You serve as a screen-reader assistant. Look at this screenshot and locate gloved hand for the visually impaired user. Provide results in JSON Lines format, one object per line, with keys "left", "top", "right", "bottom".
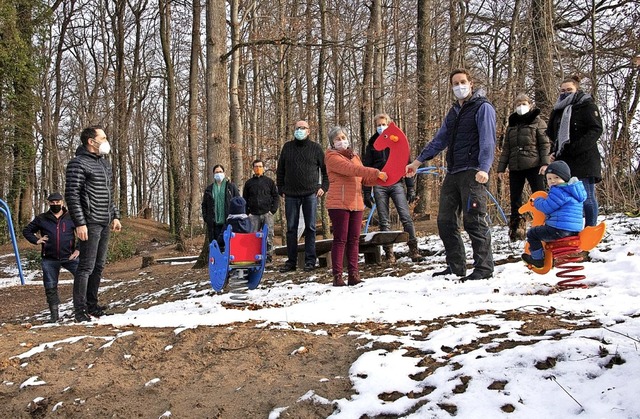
{"left": 363, "top": 188, "right": 373, "bottom": 208}
{"left": 406, "top": 188, "right": 416, "bottom": 204}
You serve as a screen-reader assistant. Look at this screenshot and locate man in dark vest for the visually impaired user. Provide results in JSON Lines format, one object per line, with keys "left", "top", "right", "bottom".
{"left": 406, "top": 68, "right": 496, "bottom": 281}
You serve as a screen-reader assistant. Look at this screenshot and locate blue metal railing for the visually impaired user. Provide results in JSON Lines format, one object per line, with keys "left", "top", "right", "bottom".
{"left": 0, "top": 199, "right": 26, "bottom": 285}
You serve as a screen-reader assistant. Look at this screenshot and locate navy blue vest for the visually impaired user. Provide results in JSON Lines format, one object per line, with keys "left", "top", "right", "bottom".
{"left": 444, "top": 96, "right": 489, "bottom": 172}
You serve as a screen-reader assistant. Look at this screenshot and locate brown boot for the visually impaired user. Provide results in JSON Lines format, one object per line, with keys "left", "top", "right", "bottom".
{"left": 383, "top": 245, "right": 396, "bottom": 263}
{"left": 408, "top": 240, "right": 421, "bottom": 262}
{"left": 333, "top": 274, "right": 346, "bottom": 287}
{"left": 348, "top": 272, "right": 363, "bottom": 286}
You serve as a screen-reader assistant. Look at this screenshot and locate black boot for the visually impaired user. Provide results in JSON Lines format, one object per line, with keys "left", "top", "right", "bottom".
{"left": 45, "top": 287, "right": 60, "bottom": 323}
{"left": 49, "top": 305, "right": 59, "bottom": 323}
{"left": 509, "top": 216, "right": 525, "bottom": 242}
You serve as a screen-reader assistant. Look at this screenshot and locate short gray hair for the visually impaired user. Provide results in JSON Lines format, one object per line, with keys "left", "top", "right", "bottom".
{"left": 328, "top": 126, "right": 347, "bottom": 143}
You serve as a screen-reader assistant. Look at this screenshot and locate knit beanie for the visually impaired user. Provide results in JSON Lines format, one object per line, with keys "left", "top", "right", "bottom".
{"left": 229, "top": 196, "right": 247, "bottom": 215}
{"left": 545, "top": 160, "right": 571, "bottom": 182}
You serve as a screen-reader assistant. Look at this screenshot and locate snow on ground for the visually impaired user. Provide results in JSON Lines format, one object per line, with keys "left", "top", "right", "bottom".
{"left": 3, "top": 213, "right": 640, "bottom": 418}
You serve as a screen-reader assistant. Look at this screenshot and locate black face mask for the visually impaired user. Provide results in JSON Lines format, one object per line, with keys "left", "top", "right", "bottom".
{"left": 49, "top": 204, "right": 62, "bottom": 213}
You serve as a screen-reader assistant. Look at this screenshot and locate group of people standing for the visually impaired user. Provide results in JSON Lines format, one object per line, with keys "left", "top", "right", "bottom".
{"left": 24, "top": 126, "right": 121, "bottom": 323}
{"left": 202, "top": 69, "right": 603, "bottom": 287}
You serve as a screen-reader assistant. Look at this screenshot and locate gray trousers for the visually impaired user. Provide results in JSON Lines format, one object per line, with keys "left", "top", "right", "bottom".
{"left": 249, "top": 213, "right": 274, "bottom": 255}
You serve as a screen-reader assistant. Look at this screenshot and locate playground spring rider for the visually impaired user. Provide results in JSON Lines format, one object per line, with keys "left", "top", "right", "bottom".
{"left": 209, "top": 224, "right": 267, "bottom": 302}
{"left": 519, "top": 191, "right": 606, "bottom": 289}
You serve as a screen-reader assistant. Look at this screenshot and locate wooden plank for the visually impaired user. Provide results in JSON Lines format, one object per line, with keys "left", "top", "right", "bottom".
{"left": 156, "top": 255, "right": 199, "bottom": 263}
{"left": 273, "top": 231, "right": 408, "bottom": 256}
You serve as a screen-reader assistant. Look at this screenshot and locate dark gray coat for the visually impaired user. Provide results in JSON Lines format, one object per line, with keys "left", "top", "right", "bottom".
{"left": 498, "top": 108, "right": 551, "bottom": 173}
{"left": 65, "top": 145, "right": 120, "bottom": 226}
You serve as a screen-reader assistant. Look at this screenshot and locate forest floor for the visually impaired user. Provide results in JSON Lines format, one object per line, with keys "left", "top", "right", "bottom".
{"left": 0, "top": 217, "right": 568, "bottom": 418}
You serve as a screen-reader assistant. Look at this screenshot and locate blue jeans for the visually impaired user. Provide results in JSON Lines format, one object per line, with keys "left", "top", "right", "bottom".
{"left": 527, "top": 225, "right": 579, "bottom": 252}
{"left": 580, "top": 177, "right": 598, "bottom": 227}
{"left": 73, "top": 224, "right": 110, "bottom": 312}
{"left": 42, "top": 257, "right": 79, "bottom": 305}
{"left": 284, "top": 194, "right": 317, "bottom": 266}
{"left": 42, "top": 258, "right": 79, "bottom": 289}
{"left": 373, "top": 182, "right": 416, "bottom": 243}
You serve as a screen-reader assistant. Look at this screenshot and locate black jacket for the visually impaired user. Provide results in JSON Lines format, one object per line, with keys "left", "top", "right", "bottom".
{"left": 547, "top": 92, "right": 603, "bottom": 182}
{"left": 23, "top": 209, "right": 76, "bottom": 260}
{"left": 65, "top": 145, "right": 120, "bottom": 226}
{"left": 242, "top": 175, "right": 279, "bottom": 215}
{"left": 498, "top": 108, "right": 551, "bottom": 172}
{"left": 202, "top": 180, "right": 240, "bottom": 230}
{"left": 363, "top": 133, "right": 415, "bottom": 190}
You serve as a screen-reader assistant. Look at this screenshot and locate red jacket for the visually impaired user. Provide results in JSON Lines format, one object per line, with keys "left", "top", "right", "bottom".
{"left": 325, "top": 149, "right": 380, "bottom": 211}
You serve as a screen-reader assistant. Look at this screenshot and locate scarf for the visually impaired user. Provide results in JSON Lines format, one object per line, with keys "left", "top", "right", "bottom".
{"left": 212, "top": 179, "right": 227, "bottom": 225}
{"left": 553, "top": 91, "right": 591, "bottom": 155}
{"left": 336, "top": 148, "right": 355, "bottom": 160}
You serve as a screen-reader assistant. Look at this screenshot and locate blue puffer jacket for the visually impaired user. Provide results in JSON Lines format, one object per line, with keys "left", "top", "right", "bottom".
{"left": 533, "top": 178, "right": 587, "bottom": 232}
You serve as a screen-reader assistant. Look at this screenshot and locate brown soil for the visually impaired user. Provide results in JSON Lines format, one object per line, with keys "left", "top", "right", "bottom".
{"left": 0, "top": 217, "right": 592, "bottom": 418}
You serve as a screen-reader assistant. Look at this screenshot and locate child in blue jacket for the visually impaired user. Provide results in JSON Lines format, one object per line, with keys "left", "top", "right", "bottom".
{"left": 522, "top": 160, "right": 587, "bottom": 268}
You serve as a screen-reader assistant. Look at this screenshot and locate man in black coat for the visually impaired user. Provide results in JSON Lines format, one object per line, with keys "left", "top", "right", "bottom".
{"left": 243, "top": 159, "right": 279, "bottom": 262}
{"left": 65, "top": 125, "right": 121, "bottom": 322}
{"left": 276, "top": 120, "right": 329, "bottom": 272}
{"left": 23, "top": 192, "right": 79, "bottom": 322}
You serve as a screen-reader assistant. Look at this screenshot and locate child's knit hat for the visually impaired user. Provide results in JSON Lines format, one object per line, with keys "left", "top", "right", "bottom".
{"left": 229, "top": 196, "right": 247, "bottom": 215}
{"left": 545, "top": 160, "right": 571, "bottom": 182}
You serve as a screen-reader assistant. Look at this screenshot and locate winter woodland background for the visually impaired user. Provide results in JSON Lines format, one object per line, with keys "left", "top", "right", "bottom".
{"left": 0, "top": 0, "right": 639, "bottom": 248}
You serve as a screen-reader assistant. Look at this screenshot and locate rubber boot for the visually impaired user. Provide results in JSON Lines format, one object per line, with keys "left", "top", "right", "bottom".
{"left": 333, "top": 273, "right": 346, "bottom": 287}
{"left": 45, "top": 287, "right": 60, "bottom": 322}
{"left": 348, "top": 272, "right": 363, "bottom": 286}
{"left": 408, "top": 240, "right": 421, "bottom": 262}
{"left": 49, "top": 304, "right": 59, "bottom": 323}
{"left": 383, "top": 245, "right": 396, "bottom": 263}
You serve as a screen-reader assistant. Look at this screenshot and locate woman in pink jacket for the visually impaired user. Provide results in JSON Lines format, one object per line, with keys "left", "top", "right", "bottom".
{"left": 325, "top": 126, "right": 387, "bottom": 286}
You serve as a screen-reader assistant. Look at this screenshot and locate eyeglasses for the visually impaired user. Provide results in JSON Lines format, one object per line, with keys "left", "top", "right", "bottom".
{"left": 295, "top": 127, "right": 309, "bottom": 130}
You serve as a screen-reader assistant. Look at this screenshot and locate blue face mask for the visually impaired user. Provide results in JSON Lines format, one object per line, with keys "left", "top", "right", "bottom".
{"left": 294, "top": 128, "right": 308, "bottom": 140}
{"left": 214, "top": 173, "right": 225, "bottom": 182}
{"left": 376, "top": 125, "right": 387, "bottom": 135}
{"left": 559, "top": 92, "right": 572, "bottom": 101}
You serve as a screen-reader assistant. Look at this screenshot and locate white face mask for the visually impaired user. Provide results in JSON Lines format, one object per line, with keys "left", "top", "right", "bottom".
{"left": 214, "top": 173, "right": 225, "bottom": 182}
{"left": 516, "top": 104, "right": 530, "bottom": 115}
{"left": 333, "top": 139, "right": 349, "bottom": 151}
{"left": 452, "top": 84, "right": 471, "bottom": 100}
{"left": 97, "top": 141, "right": 111, "bottom": 155}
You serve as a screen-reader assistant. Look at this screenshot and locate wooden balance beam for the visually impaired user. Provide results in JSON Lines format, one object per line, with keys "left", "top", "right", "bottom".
{"left": 273, "top": 230, "right": 409, "bottom": 269}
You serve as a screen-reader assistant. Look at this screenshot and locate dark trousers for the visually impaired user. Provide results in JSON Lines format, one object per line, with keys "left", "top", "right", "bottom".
{"left": 284, "top": 194, "right": 318, "bottom": 266}
{"left": 437, "top": 170, "right": 494, "bottom": 276}
{"left": 508, "top": 167, "right": 545, "bottom": 218}
{"left": 73, "top": 224, "right": 110, "bottom": 313}
{"left": 526, "top": 225, "right": 579, "bottom": 252}
{"left": 328, "top": 209, "right": 363, "bottom": 277}
{"left": 42, "top": 257, "right": 79, "bottom": 305}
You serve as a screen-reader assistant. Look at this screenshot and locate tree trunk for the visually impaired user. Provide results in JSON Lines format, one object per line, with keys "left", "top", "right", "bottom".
{"left": 229, "top": 0, "right": 244, "bottom": 186}
{"left": 195, "top": 0, "right": 231, "bottom": 269}
{"left": 188, "top": 0, "right": 202, "bottom": 232}
{"left": 159, "top": 0, "right": 185, "bottom": 250}
{"left": 531, "top": 0, "right": 556, "bottom": 115}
